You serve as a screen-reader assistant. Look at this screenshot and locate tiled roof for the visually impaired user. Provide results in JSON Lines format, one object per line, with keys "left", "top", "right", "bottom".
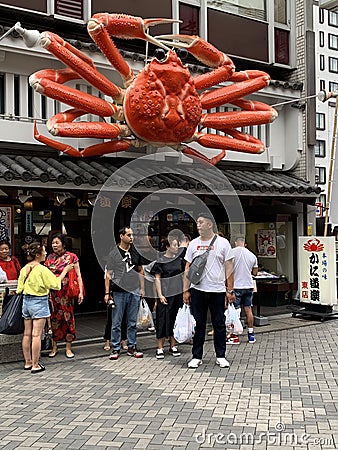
{"left": 0, "top": 154, "right": 321, "bottom": 197}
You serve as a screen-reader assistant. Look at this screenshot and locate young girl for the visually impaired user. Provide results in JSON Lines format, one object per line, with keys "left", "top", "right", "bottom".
{"left": 18, "top": 242, "right": 73, "bottom": 373}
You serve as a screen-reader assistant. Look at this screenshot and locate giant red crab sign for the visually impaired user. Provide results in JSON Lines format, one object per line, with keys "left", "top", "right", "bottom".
{"left": 16, "top": 13, "right": 277, "bottom": 164}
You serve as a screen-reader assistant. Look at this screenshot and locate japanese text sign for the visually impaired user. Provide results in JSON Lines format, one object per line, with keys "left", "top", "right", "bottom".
{"left": 298, "top": 237, "right": 337, "bottom": 306}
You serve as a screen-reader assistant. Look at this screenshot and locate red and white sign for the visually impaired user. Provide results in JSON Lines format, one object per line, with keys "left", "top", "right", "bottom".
{"left": 315, "top": 202, "right": 323, "bottom": 217}
{"left": 298, "top": 236, "right": 337, "bottom": 306}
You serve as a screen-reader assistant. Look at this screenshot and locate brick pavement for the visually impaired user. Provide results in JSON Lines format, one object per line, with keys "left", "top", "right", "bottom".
{"left": 1, "top": 320, "right": 338, "bottom": 449}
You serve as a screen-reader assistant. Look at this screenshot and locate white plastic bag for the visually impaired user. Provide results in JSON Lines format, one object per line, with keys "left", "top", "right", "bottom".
{"left": 136, "top": 298, "right": 155, "bottom": 331}
{"left": 225, "top": 304, "right": 243, "bottom": 335}
{"left": 173, "top": 304, "right": 196, "bottom": 343}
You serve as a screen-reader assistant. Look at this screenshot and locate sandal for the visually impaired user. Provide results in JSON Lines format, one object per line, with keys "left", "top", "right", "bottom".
{"left": 48, "top": 350, "right": 58, "bottom": 358}
{"left": 24, "top": 365, "right": 32, "bottom": 370}
{"left": 103, "top": 344, "right": 111, "bottom": 351}
{"left": 31, "top": 362, "right": 45, "bottom": 374}
{"left": 66, "top": 351, "right": 75, "bottom": 359}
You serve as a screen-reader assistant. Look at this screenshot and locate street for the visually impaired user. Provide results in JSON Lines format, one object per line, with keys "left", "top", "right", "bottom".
{"left": 0, "top": 319, "right": 337, "bottom": 449}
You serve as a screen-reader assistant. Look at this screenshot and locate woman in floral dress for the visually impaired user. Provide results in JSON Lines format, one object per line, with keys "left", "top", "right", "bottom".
{"left": 45, "top": 233, "right": 84, "bottom": 358}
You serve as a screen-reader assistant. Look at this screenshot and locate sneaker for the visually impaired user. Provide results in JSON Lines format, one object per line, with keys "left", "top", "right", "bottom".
{"left": 156, "top": 348, "right": 164, "bottom": 359}
{"left": 226, "top": 334, "right": 240, "bottom": 345}
{"left": 216, "top": 357, "right": 230, "bottom": 368}
{"left": 109, "top": 350, "right": 120, "bottom": 360}
{"left": 187, "top": 358, "right": 202, "bottom": 368}
{"left": 148, "top": 326, "right": 155, "bottom": 332}
{"left": 169, "top": 346, "right": 181, "bottom": 357}
{"left": 248, "top": 333, "right": 256, "bottom": 343}
{"left": 127, "top": 346, "right": 144, "bottom": 358}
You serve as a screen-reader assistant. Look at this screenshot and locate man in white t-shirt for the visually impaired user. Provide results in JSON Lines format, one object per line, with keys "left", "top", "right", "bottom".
{"left": 229, "top": 236, "right": 258, "bottom": 345}
{"left": 183, "top": 212, "right": 235, "bottom": 369}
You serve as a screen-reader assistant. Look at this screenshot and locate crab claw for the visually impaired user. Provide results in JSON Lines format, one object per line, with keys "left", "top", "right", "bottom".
{"left": 156, "top": 34, "right": 229, "bottom": 68}
{"left": 89, "top": 14, "right": 181, "bottom": 51}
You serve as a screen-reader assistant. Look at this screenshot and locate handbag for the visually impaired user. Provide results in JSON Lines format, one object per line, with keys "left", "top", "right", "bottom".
{"left": 41, "top": 324, "right": 53, "bottom": 350}
{"left": 0, "top": 265, "right": 34, "bottom": 335}
{"left": 66, "top": 269, "right": 80, "bottom": 298}
{"left": 0, "top": 292, "right": 24, "bottom": 334}
{"left": 187, "top": 235, "right": 217, "bottom": 285}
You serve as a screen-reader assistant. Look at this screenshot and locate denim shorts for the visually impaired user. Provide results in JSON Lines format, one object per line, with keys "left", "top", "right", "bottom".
{"left": 22, "top": 295, "right": 50, "bottom": 319}
{"left": 233, "top": 289, "right": 254, "bottom": 308}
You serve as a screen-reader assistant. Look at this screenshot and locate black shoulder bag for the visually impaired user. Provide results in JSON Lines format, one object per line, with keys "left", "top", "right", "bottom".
{"left": 187, "top": 235, "right": 217, "bottom": 285}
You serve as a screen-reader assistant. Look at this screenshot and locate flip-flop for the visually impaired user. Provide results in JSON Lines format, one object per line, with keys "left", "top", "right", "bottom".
{"left": 103, "top": 345, "right": 111, "bottom": 351}
{"left": 24, "top": 366, "right": 32, "bottom": 370}
{"left": 66, "top": 352, "right": 75, "bottom": 358}
{"left": 31, "top": 363, "right": 45, "bottom": 374}
{"left": 48, "top": 350, "right": 58, "bottom": 358}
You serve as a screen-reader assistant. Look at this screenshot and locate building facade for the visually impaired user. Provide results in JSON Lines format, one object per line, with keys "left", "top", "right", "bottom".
{"left": 0, "top": 0, "right": 319, "bottom": 311}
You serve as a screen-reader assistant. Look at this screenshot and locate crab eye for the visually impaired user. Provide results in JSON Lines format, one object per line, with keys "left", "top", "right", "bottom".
{"left": 177, "top": 48, "right": 188, "bottom": 60}
{"left": 154, "top": 48, "right": 166, "bottom": 61}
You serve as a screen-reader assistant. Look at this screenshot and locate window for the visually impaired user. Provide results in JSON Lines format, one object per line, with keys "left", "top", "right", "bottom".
{"left": 319, "top": 7, "right": 325, "bottom": 24}
{"left": 315, "top": 140, "right": 326, "bottom": 158}
{"left": 329, "top": 57, "right": 338, "bottom": 73}
{"left": 319, "top": 31, "right": 325, "bottom": 47}
{"left": 320, "top": 79, "right": 325, "bottom": 91}
{"left": 329, "top": 11, "right": 338, "bottom": 27}
{"left": 316, "top": 113, "right": 325, "bottom": 130}
{"left": 329, "top": 81, "right": 338, "bottom": 92}
{"left": 315, "top": 167, "right": 326, "bottom": 185}
{"left": 207, "top": 0, "right": 266, "bottom": 21}
{"left": 319, "top": 194, "right": 326, "bottom": 210}
{"left": 275, "top": 28, "right": 289, "bottom": 65}
{"left": 320, "top": 55, "right": 325, "bottom": 71}
{"left": 179, "top": 3, "right": 200, "bottom": 36}
{"left": 328, "top": 34, "right": 338, "bottom": 50}
{"left": 14, "top": 75, "right": 20, "bottom": 117}
{"left": 55, "top": 0, "right": 83, "bottom": 20}
{"left": 274, "top": 0, "right": 286, "bottom": 24}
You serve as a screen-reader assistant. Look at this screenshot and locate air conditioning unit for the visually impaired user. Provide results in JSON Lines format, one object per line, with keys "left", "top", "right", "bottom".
{"left": 319, "top": 0, "right": 338, "bottom": 11}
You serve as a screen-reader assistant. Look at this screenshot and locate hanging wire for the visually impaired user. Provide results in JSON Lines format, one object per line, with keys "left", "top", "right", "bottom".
{"left": 271, "top": 94, "right": 318, "bottom": 108}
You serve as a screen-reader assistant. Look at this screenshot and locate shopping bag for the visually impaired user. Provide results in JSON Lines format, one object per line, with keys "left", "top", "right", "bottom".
{"left": 136, "top": 298, "right": 155, "bottom": 331}
{"left": 225, "top": 304, "right": 243, "bottom": 335}
{"left": 66, "top": 269, "right": 80, "bottom": 298}
{"left": 173, "top": 304, "right": 196, "bottom": 343}
{"left": 0, "top": 292, "right": 24, "bottom": 335}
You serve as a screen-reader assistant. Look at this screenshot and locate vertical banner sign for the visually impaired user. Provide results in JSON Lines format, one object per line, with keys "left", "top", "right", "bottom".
{"left": 0, "top": 206, "right": 13, "bottom": 243}
{"left": 299, "top": 237, "right": 337, "bottom": 306}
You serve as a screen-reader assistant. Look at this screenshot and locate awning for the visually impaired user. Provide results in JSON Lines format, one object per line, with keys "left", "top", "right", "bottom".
{"left": 0, "top": 154, "right": 321, "bottom": 198}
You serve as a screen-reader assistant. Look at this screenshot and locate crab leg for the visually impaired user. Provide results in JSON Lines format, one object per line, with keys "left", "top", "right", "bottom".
{"left": 200, "top": 72, "right": 272, "bottom": 110}
{"left": 157, "top": 34, "right": 235, "bottom": 89}
{"left": 33, "top": 121, "right": 131, "bottom": 157}
{"left": 180, "top": 145, "right": 226, "bottom": 166}
{"left": 30, "top": 72, "right": 121, "bottom": 118}
{"left": 46, "top": 109, "right": 130, "bottom": 139}
{"left": 194, "top": 131, "right": 265, "bottom": 154}
{"left": 17, "top": 28, "right": 124, "bottom": 103}
{"left": 88, "top": 14, "right": 179, "bottom": 86}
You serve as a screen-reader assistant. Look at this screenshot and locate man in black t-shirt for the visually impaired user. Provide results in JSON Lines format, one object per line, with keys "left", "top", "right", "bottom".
{"left": 104, "top": 226, "right": 145, "bottom": 360}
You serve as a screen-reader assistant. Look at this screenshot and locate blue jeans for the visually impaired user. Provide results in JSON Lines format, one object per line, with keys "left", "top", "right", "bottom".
{"left": 190, "top": 289, "right": 226, "bottom": 359}
{"left": 234, "top": 289, "right": 254, "bottom": 308}
{"left": 111, "top": 290, "right": 140, "bottom": 350}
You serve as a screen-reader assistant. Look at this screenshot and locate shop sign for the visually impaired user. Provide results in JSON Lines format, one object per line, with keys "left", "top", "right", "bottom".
{"left": 25, "top": 210, "right": 33, "bottom": 233}
{"left": 298, "top": 236, "right": 337, "bottom": 306}
{"left": 0, "top": 206, "right": 13, "bottom": 242}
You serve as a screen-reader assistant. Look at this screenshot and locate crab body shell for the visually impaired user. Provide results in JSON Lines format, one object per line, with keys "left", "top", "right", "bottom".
{"left": 124, "top": 51, "right": 202, "bottom": 145}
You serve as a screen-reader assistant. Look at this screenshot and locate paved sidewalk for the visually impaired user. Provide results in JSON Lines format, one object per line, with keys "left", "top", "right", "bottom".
{"left": 1, "top": 318, "right": 338, "bottom": 449}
